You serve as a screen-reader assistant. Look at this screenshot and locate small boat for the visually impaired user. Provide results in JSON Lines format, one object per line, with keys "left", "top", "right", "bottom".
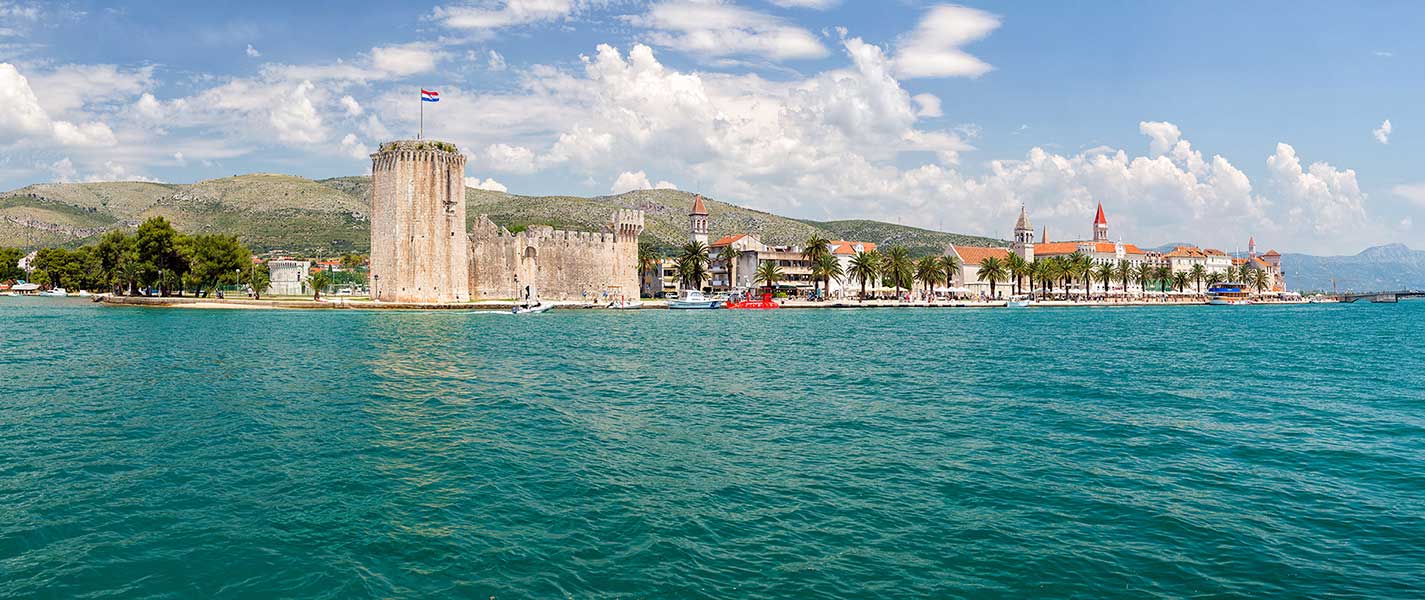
{"left": 1207, "top": 283, "right": 1251, "bottom": 305}
{"left": 726, "top": 293, "right": 780, "bottom": 310}
{"left": 606, "top": 296, "right": 643, "bottom": 310}
{"left": 511, "top": 302, "right": 554, "bottom": 315}
{"left": 39, "top": 287, "right": 69, "bottom": 297}
{"left": 76, "top": 290, "right": 92, "bottom": 297}
{"left": 1006, "top": 297, "right": 1033, "bottom": 308}
{"left": 667, "top": 289, "right": 722, "bottom": 309}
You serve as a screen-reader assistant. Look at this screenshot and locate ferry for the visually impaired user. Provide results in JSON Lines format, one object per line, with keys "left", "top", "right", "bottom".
{"left": 1207, "top": 283, "right": 1251, "bottom": 305}
{"left": 667, "top": 289, "right": 722, "bottom": 309}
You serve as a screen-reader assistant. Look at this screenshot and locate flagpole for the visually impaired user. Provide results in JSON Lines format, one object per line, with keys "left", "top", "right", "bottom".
{"left": 419, "top": 88, "right": 423, "bottom": 140}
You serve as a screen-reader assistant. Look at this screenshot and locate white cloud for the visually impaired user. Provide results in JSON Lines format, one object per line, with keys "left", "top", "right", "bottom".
{"left": 340, "top": 95, "right": 364, "bottom": 117}
{"left": 1139, "top": 120, "right": 1182, "bottom": 156}
{"left": 0, "top": 63, "right": 118, "bottom": 146}
{"left": 466, "top": 176, "right": 508, "bottom": 192}
{"left": 1373, "top": 119, "right": 1391, "bottom": 144}
{"left": 1391, "top": 183, "right": 1425, "bottom": 207}
{"left": 487, "top": 49, "right": 507, "bottom": 71}
{"left": 611, "top": 170, "right": 654, "bottom": 193}
{"left": 912, "top": 93, "right": 942, "bottom": 118}
{"left": 655, "top": 180, "right": 678, "bottom": 189}
{"left": 627, "top": 1, "right": 828, "bottom": 61}
{"left": 1266, "top": 142, "right": 1368, "bottom": 240}
{"left": 371, "top": 42, "right": 442, "bottom": 77}
{"left": 481, "top": 143, "right": 537, "bottom": 173}
{"left": 246, "top": 44, "right": 261, "bottom": 58}
{"left": 49, "top": 157, "right": 77, "bottom": 182}
{"left": 269, "top": 80, "right": 325, "bottom": 144}
{"left": 51, "top": 120, "right": 117, "bottom": 146}
{"left": 340, "top": 134, "right": 369, "bottom": 160}
{"left": 768, "top": 0, "right": 837, "bottom": 8}
{"left": 434, "top": 0, "right": 578, "bottom": 30}
{"left": 173, "top": 151, "right": 186, "bottom": 166}
{"left": 893, "top": 4, "right": 1000, "bottom": 79}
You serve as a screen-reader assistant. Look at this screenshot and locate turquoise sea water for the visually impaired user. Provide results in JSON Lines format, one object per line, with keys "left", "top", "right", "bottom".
{"left": 2, "top": 298, "right": 1423, "bottom": 598}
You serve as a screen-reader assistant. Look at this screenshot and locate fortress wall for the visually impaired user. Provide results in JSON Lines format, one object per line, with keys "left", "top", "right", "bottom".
{"left": 467, "top": 213, "right": 643, "bottom": 301}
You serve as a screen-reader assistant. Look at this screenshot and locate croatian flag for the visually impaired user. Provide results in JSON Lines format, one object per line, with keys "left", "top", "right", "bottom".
{"left": 421, "top": 89, "right": 439, "bottom": 102}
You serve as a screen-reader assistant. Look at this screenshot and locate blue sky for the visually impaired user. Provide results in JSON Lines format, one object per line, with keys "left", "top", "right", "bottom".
{"left": 2, "top": 0, "right": 1422, "bottom": 254}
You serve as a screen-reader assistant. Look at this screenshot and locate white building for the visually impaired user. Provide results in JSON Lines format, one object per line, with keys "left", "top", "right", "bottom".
{"left": 267, "top": 259, "right": 311, "bottom": 296}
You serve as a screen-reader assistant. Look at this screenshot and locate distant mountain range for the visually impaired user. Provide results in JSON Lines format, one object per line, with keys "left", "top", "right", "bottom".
{"left": 0, "top": 174, "right": 1003, "bottom": 257}
{"left": 1281, "top": 244, "right": 1425, "bottom": 293}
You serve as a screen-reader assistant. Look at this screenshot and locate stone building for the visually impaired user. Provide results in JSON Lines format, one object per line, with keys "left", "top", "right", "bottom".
{"left": 267, "top": 259, "right": 311, "bottom": 296}
{"left": 368, "top": 139, "right": 644, "bottom": 303}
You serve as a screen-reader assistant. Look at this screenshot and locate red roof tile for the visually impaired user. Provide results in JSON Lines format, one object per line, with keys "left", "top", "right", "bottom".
{"left": 690, "top": 194, "right": 708, "bottom": 216}
{"left": 952, "top": 245, "right": 1010, "bottom": 265}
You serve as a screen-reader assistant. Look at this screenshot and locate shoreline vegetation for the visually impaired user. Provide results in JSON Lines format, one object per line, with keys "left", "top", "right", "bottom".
{"left": 94, "top": 294, "right": 1313, "bottom": 311}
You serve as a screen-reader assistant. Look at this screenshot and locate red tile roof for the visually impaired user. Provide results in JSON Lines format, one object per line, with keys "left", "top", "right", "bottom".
{"left": 1094, "top": 202, "right": 1107, "bottom": 225}
{"left": 952, "top": 245, "right": 1010, "bottom": 265}
{"left": 1263, "top": 249, "right": 1280, "bottom": 257}
{"left": 690, "top": 194, "right": 708, "bottom": 216}
{"left": 1033, "top": 241, "right": 1145, "bottom": 256}
{"left": 710, "top": 234, "right": 746, "bottom": 247}
{"left": 830, "top": 240, "right": 876, "bottom": 255}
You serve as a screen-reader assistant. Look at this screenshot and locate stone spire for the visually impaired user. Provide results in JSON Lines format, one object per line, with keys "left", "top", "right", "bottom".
{"left": 1012, "top": 205, "right": 1035, "bottom": 262}
{"left": 1092, "top": 202, "right": 1109, "bottom": 242}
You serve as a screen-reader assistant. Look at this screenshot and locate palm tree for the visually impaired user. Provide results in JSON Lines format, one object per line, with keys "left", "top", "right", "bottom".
{"left": 940, "top": 254, "right": 960, "bottom": 293}
{"left": 813, "top": 253, "right": 844, "bottom": 299}
{"left": 1116, "top": 260, "right": 1133, "bottom": 293}
{"left": 1065, "top": 253, "right": 1092, "bottom": 298}
{"left": 1134, "top": 263, "right": 1154, "bottom": 294}
{"left": 754, "top": 260, "right": 783, "bottom": 294}
{"left": 1206, "top": 271, "right": 1224, "bottom": 287}
{"left": 1096, "top": 262, "right": 1116, "bottom": 297}
{"left": 882, "top": 246, "right": 914, "bottom": 298}
{"left": 1027, "top": 260, "right": 1046, "bottom": 299}
{"left": 976, "top": 255, "right": 1008, "bottom": 299}
{"left": 1250, "top": 268, "right": 1271, "bottom": 295}
{"left": 1190, "top": 263, "right": 1207, "bottom": 294}
{"left": 637, "top": 242, "right": 660, "bottom": 297}
{"left": 1004, "top": 253, "right": 1028, "bottom": 296}
{"left": 849, "top": 250, "right": 880, "bottom": 300}
{"left": 801, "top": 235, "right": 831, "bottom": 298}
{"left": 915, "top": 256, "right": 942, "bottom": 298}
{"left": 1172, "top": 272, "right": 1189, "bottom": 293}
{"left": 718, "top": 244, "right": 741, "bottom": 292}
{"left": 248, "top": 263, "right": 271, "bottom": 300}
{"left": 306, "top": 269, "right": 331, "bottom": 301}
{"left": 1155, "top": 264, "right": 1173, "bottom": 292}
{"left": 1043, "top": 258, "right": 1066, "bottom": 297}
{"left": 675, "top": 241, "right": 709, "bottom": 290}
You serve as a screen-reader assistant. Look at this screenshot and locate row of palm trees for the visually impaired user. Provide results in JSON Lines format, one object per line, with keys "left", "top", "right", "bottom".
{"left": 973, "top": 252, "right": 1274, "bottom": 299}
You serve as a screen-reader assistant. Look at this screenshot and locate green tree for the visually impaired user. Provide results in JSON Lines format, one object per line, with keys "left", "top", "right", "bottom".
{"left": 1134, "top": 263, "right": 1154, "bottom": 293}
{"left": 939, "top": 254, "right": 960, "bottom": 293}
{"left": 190, "top": 234, "right": 251, "bottom": 294}
{"left": 674, "top": 241, "right": 709, "bottom": 290}
{"left": 248, "top": 262, "right": 271, "bottom": 299}
{"left": 1156, "top": 264, "right": 1173, "bottom": 292}
{"left": 849, "top": 250, "right": 880, "bottom": 300}
{"left": 1116, "top": 260, "right": 1133, "bottom": 293}
{"left": 1004, "top": 252, "right": 1028, "bottom": 296}
{"left": 134, "top": 216, "right": 187, "bottom": 296}
{"left": 915, "top": 256, "right": 942, "bottom": 297}
{"left": 1190, "top": 263, "right": 1207, "bottom": 294}
{"left": 883, "top": 246, "right": 914, "bottom": 297}
{"left": 812, "top": 253, "right": 843, "bottom": 299}
{"left": 718, "top": 244, "right": 742, "bottom": 292}
{"left": 1206, "top": 271, "right": 1224, "bottom": 287}
{"left": 1250, "top": 268, "right": 1271, "bottom": 295}
{"left": 1096, "top": 262, "right": 1116, "bottom": 296}
{"left": 306, "top": 269, "right": 332, "bottom": 301}
{"left": 1173, "top": 272, "right": 1189, "bottom": 293}
{"left": 94, "top": 231, "right": 131, "bottom": 293}
{"left": 801, "top": 235, "right": 831, "bottom": 298}
{"left": 754, "top": 260, "right": 783, "bottom": 294}
{"left": 637, "top": 241, "right": 660, "bottom": 298}
{"left": 976, "top": 255, "right": 1007, "bottom": 299}
{"left": 0, "top": 247, "right": 23, "bottom": 281}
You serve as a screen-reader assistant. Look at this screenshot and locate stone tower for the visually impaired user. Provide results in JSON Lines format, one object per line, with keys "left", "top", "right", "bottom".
{"left": 369, "top": 140, "right": 470, "bottom": 303}
{"left": 613, "top": 208, "right": 646, "bottom": 297}
{"left": 1012, "top": 205, "right": 1034, "bottom": 262}
{"left": 689, "top": 194, "right": 709, "bottom": 245}
{"left": 1092, "top": 202, "right": 1109, "bottom": 242}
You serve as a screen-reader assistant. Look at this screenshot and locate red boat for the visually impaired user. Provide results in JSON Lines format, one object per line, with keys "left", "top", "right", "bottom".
{"left": 726, "top": 293, "right": 780, "bottom": 309}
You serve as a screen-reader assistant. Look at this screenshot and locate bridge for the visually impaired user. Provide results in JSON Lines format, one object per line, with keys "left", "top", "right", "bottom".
{"left": 1335, "top": 290, "right": 1425, "bottom": 303}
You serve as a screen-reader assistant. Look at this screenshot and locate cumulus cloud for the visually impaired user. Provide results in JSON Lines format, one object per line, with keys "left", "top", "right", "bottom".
{"left": 340, "top": 95, "right": 364, "bottom": 116}
{"left": 481, "top": 143, "right": 537, "bottom": 173}
{"left": 340, "top": 133, "right": 369, "bottom": 159}
{"left": 627, "top": 1, "right": 828, "bottom": 61}
{"left": 912, "top": 93, "right": 942, "bottom": 118}
{"left": 1373, "top": 119, "right": 1391, "bottom": 144}
{"left": 246, "top": 44, "right": 261, "bottom": 57}
{"left": 1266, "top": 142, "right": 1367, "bottom": 239}
{"left": 611, "top": 170, "right": 653, "bottom": 193}
{"left": 0, "top": 62, "right": 118, "bottom": 146}
{"left": 371, "top": 42, "right": 442, "bottom": 77}
{"left": 466, "top": 176, "right": 508, "bottom": 192}
{"left": 487, "top": 49, "right": 507, "bottom": 71}
{"left": 893, "top": 4, "right": 1000, "bottom": 79}
{"left": 269, "top": 80, "right": 325, "bottom": 144}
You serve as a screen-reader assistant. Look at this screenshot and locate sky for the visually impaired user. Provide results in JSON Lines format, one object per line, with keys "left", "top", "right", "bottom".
{"left": 2, "top": 0, "right": 1423, "bottom": 255}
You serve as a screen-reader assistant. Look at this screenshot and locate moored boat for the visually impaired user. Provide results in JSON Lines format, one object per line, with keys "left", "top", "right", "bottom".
{"left": 607, "top": 296, "right": 643, "bottom": 310}
{"left": 1006, "top": 296, "right": 1033, "bottom": 308}
{"left": 39, "top": 287, "right": 69, "bottom": 297}
{"left": 1207, "top": 283, "right": 1251, "bottom": 305}
{"left": 668, "top": 289, "right": 722, "bottom": 309}
{"left": 726, "top": 293, "right": 780, "bottom": 309}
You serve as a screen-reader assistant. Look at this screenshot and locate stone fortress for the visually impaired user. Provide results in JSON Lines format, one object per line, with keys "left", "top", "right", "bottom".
{"left": 368, "top": 140, "right": 644, "bottom": 303}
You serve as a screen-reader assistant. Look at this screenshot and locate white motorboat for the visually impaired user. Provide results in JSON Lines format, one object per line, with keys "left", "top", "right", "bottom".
{"left": 607, "top": 296, "right": 643, "bottom": 310}
{"left": 667, "top": 289, "right": 722, "bottom": 309}
{"left": 512, "top": 302, "right": 554, "bottom": 315}
{"left": 1006, "top": 296, "right": 1033, "bottom": 308}
{"left": 39, "top": 287, "right": 69, "bottom": 297}
{"left": 76, "top": 290, "right": 92, "bottom": 297}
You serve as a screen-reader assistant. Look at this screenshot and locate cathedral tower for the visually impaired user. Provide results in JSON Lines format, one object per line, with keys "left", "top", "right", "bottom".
{"left": 369, "top": 140, "right": 470, "bottom": 303}
{"left": 1092, "top": 202, "right": 1109, "bottom": 242}
{"left": 689, "top": 194, "right": 709, "bottom": 245}
{"left": 1012, "top": 205, "right": 1035, "bottom": 262}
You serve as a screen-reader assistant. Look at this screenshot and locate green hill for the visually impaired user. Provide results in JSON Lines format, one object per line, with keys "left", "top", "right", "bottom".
{"left": 0, "top": 174, "right": 1006, "bottom": 256}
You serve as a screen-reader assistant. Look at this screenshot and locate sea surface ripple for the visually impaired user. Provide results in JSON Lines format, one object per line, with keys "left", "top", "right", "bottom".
{"left": 2, "top": 298, "right": 1423, "bottom": 598}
